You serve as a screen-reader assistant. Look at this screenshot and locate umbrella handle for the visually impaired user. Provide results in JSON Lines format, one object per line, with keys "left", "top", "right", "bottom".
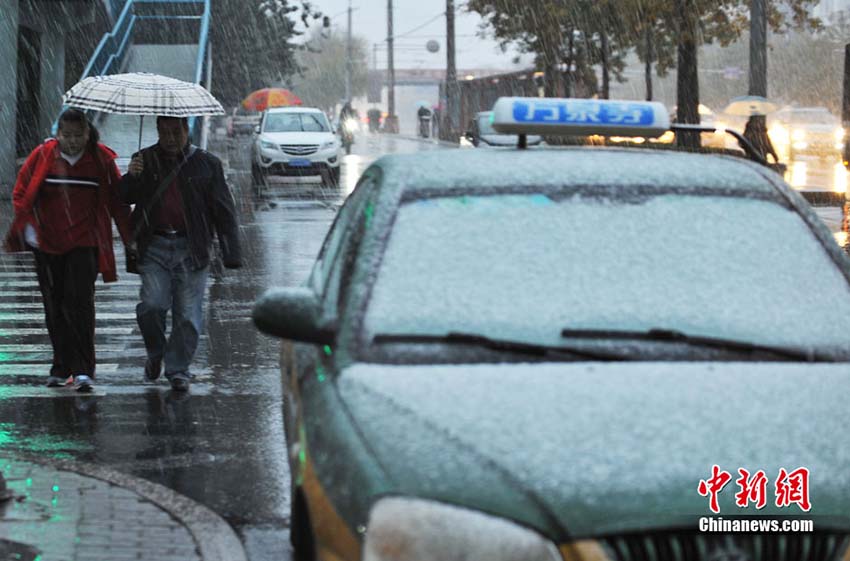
{"left": 139, "top": 115, "right": 144, "bottom": 151}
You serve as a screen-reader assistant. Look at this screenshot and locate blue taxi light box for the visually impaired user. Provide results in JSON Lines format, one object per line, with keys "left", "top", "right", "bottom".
{"left": 491, "top": 97, "right": 671, "bottom": 138}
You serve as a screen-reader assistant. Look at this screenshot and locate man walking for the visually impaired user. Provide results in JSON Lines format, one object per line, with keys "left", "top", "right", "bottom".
{"left": 121, "top": 116, "right": 241, "bottom": 391}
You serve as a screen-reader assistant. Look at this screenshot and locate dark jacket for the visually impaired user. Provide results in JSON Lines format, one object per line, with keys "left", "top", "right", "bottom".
{"left": 120, "top": 143, "right": 241, "bottom": 270}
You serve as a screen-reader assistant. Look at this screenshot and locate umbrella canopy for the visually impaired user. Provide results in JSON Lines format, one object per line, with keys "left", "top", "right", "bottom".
{"left": 63, "top": 72, "right": 225, "bottom": 117}
{"left": 241, "top": 88, "right": 302, "bottom": 112}
{"left": 722, "top": 95, "right": 779, "bottom": 117}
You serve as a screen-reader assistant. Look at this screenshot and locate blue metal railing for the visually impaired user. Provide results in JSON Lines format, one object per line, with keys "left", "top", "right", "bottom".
{"left": 59, "top": 0, "right": 213, "bottom": 148}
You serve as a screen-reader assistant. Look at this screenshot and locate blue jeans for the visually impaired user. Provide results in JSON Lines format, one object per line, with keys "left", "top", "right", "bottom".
{"left": 137, "top": 235, "right": 208, "bottom": 375}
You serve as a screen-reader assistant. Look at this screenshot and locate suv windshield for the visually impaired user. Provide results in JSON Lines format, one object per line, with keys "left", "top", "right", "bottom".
{"left": 364, "top": 192, "right": 850, "bottom": 356}
{"left": 264, "top": 112, "right": 329, "bottom": 133}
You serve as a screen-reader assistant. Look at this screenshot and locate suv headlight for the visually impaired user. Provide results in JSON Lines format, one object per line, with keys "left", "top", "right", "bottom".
{"left": 363, "top": 497, "right": 561, "bottom": 561}
{"left": 260, "top": 140, "right": 278, "bottom": 151}
{"left": 321, "top": 139, "right": 338, "bottom": 151}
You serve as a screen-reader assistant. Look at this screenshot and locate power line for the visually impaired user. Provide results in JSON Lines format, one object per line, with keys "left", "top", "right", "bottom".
{"left": 390, "top": 12, "right": 445, "bottom": 41}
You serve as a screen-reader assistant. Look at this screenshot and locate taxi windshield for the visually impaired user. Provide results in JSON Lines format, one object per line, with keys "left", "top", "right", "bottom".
{"left": 364, "top": 192, "right": 850, "bottom": 357}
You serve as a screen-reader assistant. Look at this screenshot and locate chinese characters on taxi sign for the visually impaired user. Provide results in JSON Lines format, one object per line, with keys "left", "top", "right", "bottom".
{"left": 512, "top": 100, "right": 654, "bottom": 127}
{"left": 697, "top": 465, "right": 811, "bottom": 513}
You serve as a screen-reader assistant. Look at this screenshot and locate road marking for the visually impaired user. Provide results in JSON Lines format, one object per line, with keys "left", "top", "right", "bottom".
{"left": 0, "top": 327, "right": 135, "bottom": 336}
{"left": 0, "top": 312, "right": 136, "bottom": 321}
{"left": 0, "top": 364, "right": 119, "bottom": 375}
{"left": 0, "top": 345, "right": 134, "bottom": 353}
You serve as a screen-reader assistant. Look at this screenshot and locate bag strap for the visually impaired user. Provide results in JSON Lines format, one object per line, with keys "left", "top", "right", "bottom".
{"left": 133, "top": 145, "right": 197, "bottom": 238}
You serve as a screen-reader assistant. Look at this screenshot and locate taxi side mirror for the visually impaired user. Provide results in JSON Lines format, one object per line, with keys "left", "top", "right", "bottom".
{"left": 253, "top": 287, "right": 334, "bottom": 345}
{"left": 254, "top": 125, "right": 260, "bottom": 135}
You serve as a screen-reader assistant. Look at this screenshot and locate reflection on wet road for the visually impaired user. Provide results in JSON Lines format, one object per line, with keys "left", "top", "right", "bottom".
{"left": 0, "top": 132, "right": 450, "bottom": 561}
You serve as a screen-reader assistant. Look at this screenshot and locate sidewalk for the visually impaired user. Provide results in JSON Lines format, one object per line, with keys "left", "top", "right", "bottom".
{"left": 0, "top": 455, "right": 247, "bottom": 561}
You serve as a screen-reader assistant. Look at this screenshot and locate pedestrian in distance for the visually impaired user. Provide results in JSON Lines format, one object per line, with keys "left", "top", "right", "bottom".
{"left": 744, "top": 116, "right": 779, "bottom": 164}
{"left": 120, "top": 116, "right": 242, "bottom": 392}
{"left": 3, "top": 108, "right": 132, "bottom": 392}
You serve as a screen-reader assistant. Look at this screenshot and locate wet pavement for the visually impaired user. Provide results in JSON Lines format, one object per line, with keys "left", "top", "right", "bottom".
{"left": 0, "top": 131, "right": 449, "bottom": 560}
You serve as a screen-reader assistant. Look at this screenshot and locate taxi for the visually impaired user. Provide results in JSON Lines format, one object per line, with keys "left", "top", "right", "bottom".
{"left": 253, "top": 97, "right": 850, "bottom": 561}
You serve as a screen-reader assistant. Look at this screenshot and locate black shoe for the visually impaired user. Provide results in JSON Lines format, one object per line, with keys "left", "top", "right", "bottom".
{"left": 144, "top": 358, "right": 162, "bottom": 382}
{"left": 46, "top": 375, "right": 69, "bottom": 388}
{"left": 168, "top": 373, "right": 191, "bottom": 392}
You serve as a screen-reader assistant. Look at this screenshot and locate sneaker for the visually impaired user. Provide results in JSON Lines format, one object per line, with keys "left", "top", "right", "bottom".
{"left": 73, "top": 375, "right": 94, "bottom": 393}
{"left": 144, "top": 357, "right": 162, "bottom": 382}
{"left": 168, "top": 372, "right": 191, "bottom": 392}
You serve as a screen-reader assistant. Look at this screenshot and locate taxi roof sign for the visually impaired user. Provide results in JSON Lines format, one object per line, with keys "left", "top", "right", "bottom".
{"left": 492, "top": 97, "right": 671, "bottom": 138}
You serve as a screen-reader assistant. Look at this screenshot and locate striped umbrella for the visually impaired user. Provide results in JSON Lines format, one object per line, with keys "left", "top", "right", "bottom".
{"left": 63, "top": 73, "right": 225, "bottom": 149}
{"left": 241, "top": 88, "right": 303, "bottom": 112}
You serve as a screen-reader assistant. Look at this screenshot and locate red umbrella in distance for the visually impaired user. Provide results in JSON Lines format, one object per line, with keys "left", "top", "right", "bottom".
{"left": 241, "top": 88, "right": 303, "bottom": 112}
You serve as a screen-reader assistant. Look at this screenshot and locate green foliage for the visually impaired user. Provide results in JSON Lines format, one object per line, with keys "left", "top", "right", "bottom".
{"left": 211, "top": 0, "right": 323, "bottom": 106}
{"left": 289, "top": 28, "right": 370, "bottom": 113}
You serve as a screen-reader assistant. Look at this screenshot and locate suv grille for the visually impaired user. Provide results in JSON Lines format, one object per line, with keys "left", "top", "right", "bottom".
{"left": 602, "top": 532, "right": 850, "bottom": 561}
{"left": 280, "top": 144, "right": 319, "bottom": 156}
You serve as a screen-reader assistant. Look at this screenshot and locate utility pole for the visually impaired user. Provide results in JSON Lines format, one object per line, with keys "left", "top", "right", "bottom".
{"left": 446, "top": 0, "right": 458, "bottom": 141}
{"left": 386, "top": 0, "right": 398, "bottom": 133}
{"left": 345, "top": 0, "right": 352, "bottom": 103}
{"left": 843, "top": 44, "right": 849, "bottom": 168}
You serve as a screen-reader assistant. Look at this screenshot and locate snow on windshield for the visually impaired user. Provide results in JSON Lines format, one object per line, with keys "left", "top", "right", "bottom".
{"left": 364, "top": 193, "right": 850, "bottom": 351}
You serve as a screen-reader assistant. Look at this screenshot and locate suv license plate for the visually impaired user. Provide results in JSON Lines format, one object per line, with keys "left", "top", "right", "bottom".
{"left": 289, "top": 159, "right": 311, "bottom": 167}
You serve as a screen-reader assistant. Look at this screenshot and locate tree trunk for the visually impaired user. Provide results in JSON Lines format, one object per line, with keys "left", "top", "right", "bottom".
{"left": 600, "top": 31, "right": 610, "bottom": 99}
{"left": 644, "top": 26, "right": 653, "bottom": 101}
{"left": 675, "top": 0, "right": 700, "bottom": 149}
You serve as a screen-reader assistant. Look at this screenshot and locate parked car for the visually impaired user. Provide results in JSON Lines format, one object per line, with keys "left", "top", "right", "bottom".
{"left": 251, "top": 107, "right": 341, "bottom": 187}
{"left": 461, "top": 111, "right": 542, "bottom": 148}
{"left": 254, "top": 97, "right": 850, "bottom": 561}
{"left": 227, "top": 106, "right": 261, "bottom": 137}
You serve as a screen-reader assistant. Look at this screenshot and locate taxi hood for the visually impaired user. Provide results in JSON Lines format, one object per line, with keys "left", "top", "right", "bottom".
{"left": 338, "top": 361, "right": 850, "bottom": 540}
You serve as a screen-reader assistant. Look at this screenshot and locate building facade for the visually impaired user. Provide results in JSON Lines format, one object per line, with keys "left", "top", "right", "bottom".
{"left": 0, "top": 0, "right": 103, "bottom": 194}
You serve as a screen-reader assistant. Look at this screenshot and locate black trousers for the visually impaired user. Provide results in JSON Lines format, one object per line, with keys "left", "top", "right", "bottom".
{"left": 33, "top": 247, "right": 98, "bottom": 377}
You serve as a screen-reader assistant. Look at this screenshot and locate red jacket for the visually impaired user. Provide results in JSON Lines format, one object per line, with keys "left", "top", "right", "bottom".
{"left": 4, "top": 139, "right": 132, "bottom": 282}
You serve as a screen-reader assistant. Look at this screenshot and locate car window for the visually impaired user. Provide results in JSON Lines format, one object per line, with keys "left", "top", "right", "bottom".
{"left": 363, "top": 192, "right": 850, "bottom": 354}
{"left": 264, "top": 112, "right": 329, "bottom": 133}
{"left": 309, "top": 173, "right": 380, "bottom": 306}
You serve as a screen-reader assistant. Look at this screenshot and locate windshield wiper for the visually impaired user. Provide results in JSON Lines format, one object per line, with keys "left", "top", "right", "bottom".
{"left": 372, "top": 332, "right": 629, "bottom": 361}
{"left": 560, "top": 328, "right": 819, "bottom": 362}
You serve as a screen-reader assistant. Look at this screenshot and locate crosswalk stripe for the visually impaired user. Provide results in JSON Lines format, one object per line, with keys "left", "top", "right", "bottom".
{"left": 0, "top": 345, "right": 135, "bottom": 353}
{"left": 0, "top": 312, "right": 137, "bottom": 321}
{"left": 0, "top": 327, "right": 135, "bottom": 336}
{"left": 0, "top": 302, "right": 138, "bottom": 311}
{"left": 0, "top": 364, "right": 119, "bottom": 375}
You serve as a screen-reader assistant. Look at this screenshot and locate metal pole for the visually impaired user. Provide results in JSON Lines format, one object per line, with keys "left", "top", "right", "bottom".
{"left": 841, "top": 44, "right": 850, "bottom": 167}
{"left": 345, "top": 0, "right": 352, "bottom": 103}
{"left": 446, "top": 0, "right": 458, "bottom": 141}
{"left": 387, "top": 0, "right": 397, "bottom": 132}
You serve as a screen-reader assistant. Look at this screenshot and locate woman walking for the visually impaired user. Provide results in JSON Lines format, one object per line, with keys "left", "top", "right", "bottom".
{"left": 4, "top": 108, "right": 131, "bottom": 391}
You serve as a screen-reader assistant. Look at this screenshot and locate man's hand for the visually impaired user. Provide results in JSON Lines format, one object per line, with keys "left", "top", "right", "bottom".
{"left": 128, "top": 154, "right": 144, "bottom": 177}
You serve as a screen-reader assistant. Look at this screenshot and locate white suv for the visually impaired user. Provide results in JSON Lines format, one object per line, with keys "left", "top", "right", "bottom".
{"left": 251, "top": 107, "right": 341, "bottom": 187}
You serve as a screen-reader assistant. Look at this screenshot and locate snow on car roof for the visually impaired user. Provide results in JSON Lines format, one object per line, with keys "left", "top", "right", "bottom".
{"left": 373, "top": 148, "right": 778, "bottom": 194}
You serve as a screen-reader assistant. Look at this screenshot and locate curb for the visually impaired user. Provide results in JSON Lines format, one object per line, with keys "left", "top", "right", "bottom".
{"left": 14, "top": 454, "right": 248, "bottom": 561}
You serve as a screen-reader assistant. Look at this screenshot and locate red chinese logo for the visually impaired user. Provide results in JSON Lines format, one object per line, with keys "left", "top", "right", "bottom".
{"left": 735, "top": 468, "right": 768, "bottom": 509}
{"left": 699, "top": 466, "right": 811, "bottom": 513}
{"left": 775, "top": 467, "right": 811, "bottom": 512}
{"left": 698, "top": 464, "right": 732, "bottom": 514}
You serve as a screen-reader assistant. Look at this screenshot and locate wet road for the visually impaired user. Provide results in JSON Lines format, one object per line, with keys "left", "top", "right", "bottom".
{"left": 0, "top": 132, "right": 449, "bottom": 560}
